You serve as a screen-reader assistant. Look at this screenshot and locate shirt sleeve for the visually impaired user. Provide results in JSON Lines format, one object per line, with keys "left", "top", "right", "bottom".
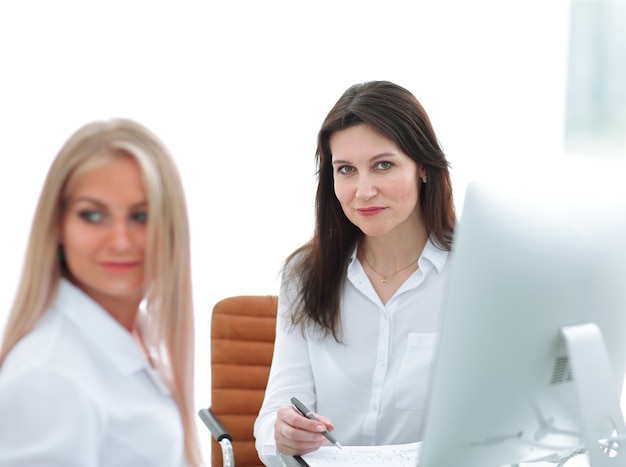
{"left": 253, "top": 271, "right": 318, "bottom": 466}
{"left": 0, "top": 365, "right": 102, "bottom": 466}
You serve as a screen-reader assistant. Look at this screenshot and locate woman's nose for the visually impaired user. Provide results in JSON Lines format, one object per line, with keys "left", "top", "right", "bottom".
{"left": 355, "top": 175, "right": 377, "bottom": 200}
{"left": 109, "top": 220, "right": 133, "bottom": 250}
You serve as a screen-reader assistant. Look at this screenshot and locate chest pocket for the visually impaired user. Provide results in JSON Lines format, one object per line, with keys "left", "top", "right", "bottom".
{"left": 395, "top": 332, "right": 439, "bottom": 410}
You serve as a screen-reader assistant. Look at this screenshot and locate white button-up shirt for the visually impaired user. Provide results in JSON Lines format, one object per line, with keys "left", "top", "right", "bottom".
{"left": 254, "top": 239, "right": 449, "bottom": 466}
{"left": 0, "top": 279, "right": 185, "bottom": 467}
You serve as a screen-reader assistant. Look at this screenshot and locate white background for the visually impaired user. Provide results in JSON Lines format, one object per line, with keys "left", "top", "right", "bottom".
{"left": 0, "top": 1, "right": 575, "bottom": 462}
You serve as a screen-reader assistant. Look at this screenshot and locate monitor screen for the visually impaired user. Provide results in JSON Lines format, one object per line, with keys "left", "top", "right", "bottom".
{"left": 419, "top": 161, "right": 626, "bottom": 467}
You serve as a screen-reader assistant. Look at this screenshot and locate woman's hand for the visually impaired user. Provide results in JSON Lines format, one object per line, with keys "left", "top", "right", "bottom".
{"left": 273, "top": 405, "right": 336, "bottom": 456}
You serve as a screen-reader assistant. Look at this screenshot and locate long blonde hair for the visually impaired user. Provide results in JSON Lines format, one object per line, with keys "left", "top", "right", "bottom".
{"left": 0, "top": 119, "right": 201, "bottom": 466}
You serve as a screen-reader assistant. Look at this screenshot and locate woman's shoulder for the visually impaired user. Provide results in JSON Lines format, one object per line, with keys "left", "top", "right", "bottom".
{"left": 0, "top": 301, "right": 108, "bottom": 393}
{"left": 0, "top": 324, "right": 104, "bottom": 461}
{"left": 280, "top": 244, "right": 312, "bottom": 285}
{"left": 0, "top": 317, "right": 102, "bottom": 431}
{"left": 284, "top": 243, "right": 313, "bottom": 267}
{"left": 2, "top": 307, "right": 60, "bottom": 363}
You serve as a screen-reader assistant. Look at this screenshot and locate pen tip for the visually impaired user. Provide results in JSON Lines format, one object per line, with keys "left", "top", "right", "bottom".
{"left": 336, "top": 442, "right": 343, "bottom": 449}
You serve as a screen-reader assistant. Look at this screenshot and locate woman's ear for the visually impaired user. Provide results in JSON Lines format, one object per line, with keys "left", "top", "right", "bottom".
{"left": 57, "top": 211, "right": 65, "bottom": 243}
{"left": 57, "top": 244, "right": 65, "bottom": 264}
{"left": 56, "top": 217, "right": 66, "bottom": 264}
{"left": 419, "top": 165, "right": 427, "bottom": 183}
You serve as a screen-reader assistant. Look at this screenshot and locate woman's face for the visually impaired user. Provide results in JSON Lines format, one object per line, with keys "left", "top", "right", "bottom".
{"left": 330, "top": 123, "right": 425, "bottom": 238}
{"left": 60, "top": 153, "right": 148, "bottom": 324}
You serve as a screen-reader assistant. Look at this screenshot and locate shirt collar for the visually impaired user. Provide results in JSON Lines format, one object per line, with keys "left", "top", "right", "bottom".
{"left": 420, "top": 237, "right": 449, "bottom": 274}
{"left": 347, "top": 236, "right": 449, "bottom": 275}
{"left": 51, "top": 279, "right": 148, "bottom": 377}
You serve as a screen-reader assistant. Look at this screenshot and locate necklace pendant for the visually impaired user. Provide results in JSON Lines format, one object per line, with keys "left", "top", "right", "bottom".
{"left": 381, "top": 278, "right": 388, "bottom": 285}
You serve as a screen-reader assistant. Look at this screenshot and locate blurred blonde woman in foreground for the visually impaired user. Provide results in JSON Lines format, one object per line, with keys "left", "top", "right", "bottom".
{"left": 0, "top": 119, "right": 201, "bottom": 466}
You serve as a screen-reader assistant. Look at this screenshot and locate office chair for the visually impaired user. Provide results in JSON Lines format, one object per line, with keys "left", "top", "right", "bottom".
{"left": 198, "top": 295, "right": 278, "bottom": 467}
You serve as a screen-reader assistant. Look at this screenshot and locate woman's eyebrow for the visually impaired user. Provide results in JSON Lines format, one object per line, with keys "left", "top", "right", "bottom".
{"left": 71, "top": 197, "right": 148, "bottom": 209}
{"left": 332, "top": 152, "right": 399, "bottom": 166}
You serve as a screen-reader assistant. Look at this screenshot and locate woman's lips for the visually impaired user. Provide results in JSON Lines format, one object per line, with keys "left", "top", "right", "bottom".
{"left": 99, "top": 261, "right": 141, "bottom": 273}
{"left": 356, "top": 207, "right": 385, "bottom": 217}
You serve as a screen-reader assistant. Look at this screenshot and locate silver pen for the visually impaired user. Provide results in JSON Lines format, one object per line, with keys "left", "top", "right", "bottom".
{"left": 290, "top": 396, "right": 343, "bottom": 449}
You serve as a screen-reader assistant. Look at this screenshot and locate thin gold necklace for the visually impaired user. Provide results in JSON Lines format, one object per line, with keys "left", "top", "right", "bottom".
{"left": 361, "top": 252, "right": 420, "bottom": 285}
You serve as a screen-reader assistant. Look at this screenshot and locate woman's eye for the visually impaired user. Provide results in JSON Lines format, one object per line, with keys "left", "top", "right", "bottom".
{"left": 131, "top": 212, "right": 148, "bottom": 224}
{"left": 376, "top": 161, "right": 393, "bottom": 170}
{"left": 78, "top": 210, "right": 103, "bottom": 223}
{"left": 337, "top": 165, "right": 354, "bottom": 175}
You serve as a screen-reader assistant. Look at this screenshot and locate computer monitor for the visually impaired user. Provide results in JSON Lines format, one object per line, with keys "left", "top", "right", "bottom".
{"left": 419, "top": 162, "right": 626, "bottom": 467}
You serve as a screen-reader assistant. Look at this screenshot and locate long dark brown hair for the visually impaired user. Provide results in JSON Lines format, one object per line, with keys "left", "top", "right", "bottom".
{"left": 286, "top": 81, "right": 456, "bottom": 341}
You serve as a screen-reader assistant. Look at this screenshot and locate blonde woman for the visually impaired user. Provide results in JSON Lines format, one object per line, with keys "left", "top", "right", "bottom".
{"left": 0, "top": 119, "right": 201, "bottom": 466}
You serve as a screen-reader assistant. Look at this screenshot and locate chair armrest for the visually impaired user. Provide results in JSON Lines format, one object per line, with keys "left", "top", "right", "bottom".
{"left": 198, "top": 408, "right": 235, "bottom": 467}
{"left": 198, "top": 407, "right": 232, "bottom": 442}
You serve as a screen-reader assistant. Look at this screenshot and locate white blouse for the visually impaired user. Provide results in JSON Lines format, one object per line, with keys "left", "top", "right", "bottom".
{"left": 0, "top": 279, "right": 185, "bottom": 466}
{"left": 254, "top": 239, "right": 449, "bottom": 466}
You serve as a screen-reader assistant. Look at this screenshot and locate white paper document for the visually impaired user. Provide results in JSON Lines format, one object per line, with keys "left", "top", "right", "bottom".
{"left": 299, "top": 442, "right": 421, "bottom": 467}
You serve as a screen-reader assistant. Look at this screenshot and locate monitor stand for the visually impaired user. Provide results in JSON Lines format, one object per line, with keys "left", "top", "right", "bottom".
{"left": 562, "top": 323, "right": 626, "bottom": 466}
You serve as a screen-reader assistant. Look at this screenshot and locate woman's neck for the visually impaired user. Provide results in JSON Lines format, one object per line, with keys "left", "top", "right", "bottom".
{"left": 358, "top": 225, "right": 429, "bottom": 305}
{"left": 360, "top": 225, "right": 429, "bottom": 273}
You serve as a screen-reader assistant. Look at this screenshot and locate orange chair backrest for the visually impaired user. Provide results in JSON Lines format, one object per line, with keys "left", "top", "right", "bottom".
{"left": 210, "top": 295, "right": 278, "bottom": 467}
